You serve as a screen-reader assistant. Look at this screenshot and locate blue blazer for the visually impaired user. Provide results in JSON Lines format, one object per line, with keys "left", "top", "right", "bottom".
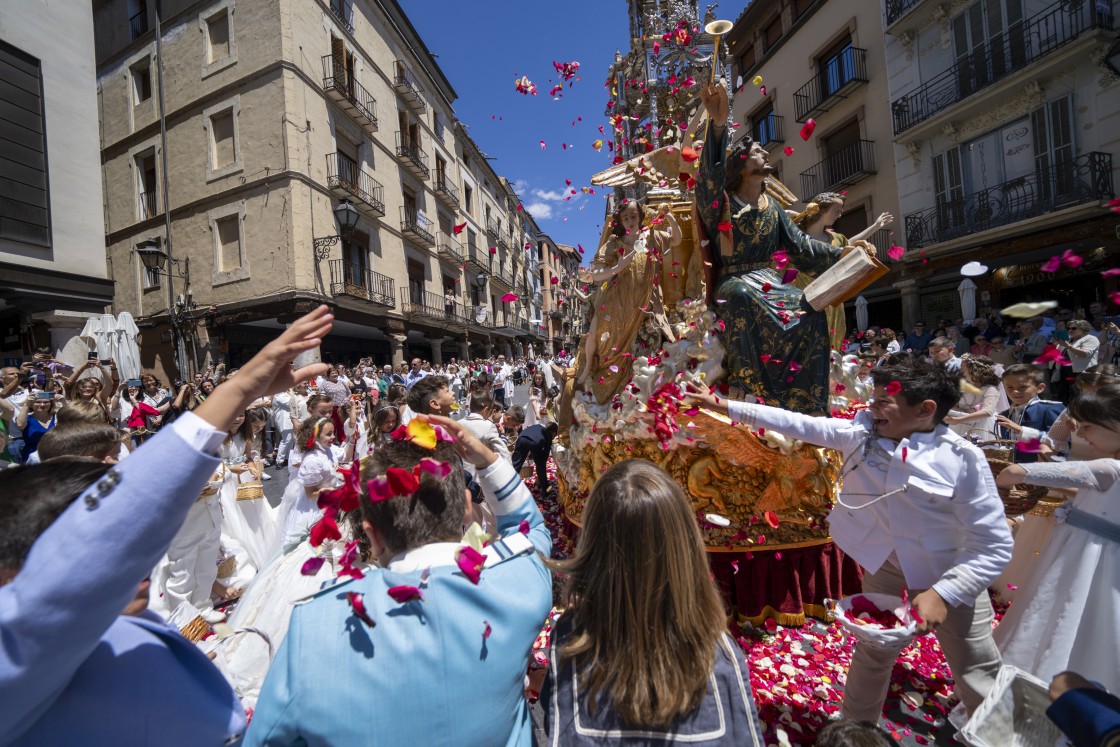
{"left": 512, "top": 424, "right": 554, "bottom": 472}
{"left": 1048, "top": 687, "right": 1120, "bottom": 747}
{"left": 245, "top": 460, "right": 553, "bottom": 746}
{"left": 0, "top": 414, "right": 246, "bottom": 746}
{"left": 1001, "top": 400, "right": 1065, "bottom": 462}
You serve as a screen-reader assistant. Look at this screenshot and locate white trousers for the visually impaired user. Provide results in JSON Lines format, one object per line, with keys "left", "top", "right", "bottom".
{"left": 841, "top": 562, "right": 1002, "bottom": 723}
{"left": 275, "top": 428, "right": 294, "bottom": 464}
{"left": 163, "top": 494, "right": 222, "bottom": 610}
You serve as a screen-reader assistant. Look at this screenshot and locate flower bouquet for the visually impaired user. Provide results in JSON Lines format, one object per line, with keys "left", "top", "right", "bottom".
{"left": 827, "top": 592, "right": 920, "bottom": 652}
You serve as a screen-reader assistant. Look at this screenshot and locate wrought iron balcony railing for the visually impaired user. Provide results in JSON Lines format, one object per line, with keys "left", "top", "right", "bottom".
{"left": 400, "top": 287, "right": 467, "bottom": 324}
{"left": 326, "top": 153, "right": 385, "bottom": 217}
{"left": 434, "top": 177, "right": 459, "bottom": 207}
{"left": 871, "top": 228, "right": 896, "bottom": 264}
{"left": 395, "top": 132, "right": 430, "bottom": 180}
{"left": 885, "top": 0, "right": 924, "bottom": 26}
{"left": 799, "top": 140, "right": 877, "bottom": 198}
{"left": 321, "top": 55, "right": 377, "bottom": 133}
{"left": 485, "top": 219, "right": 501, "bottom": 239}
{"left": 903, "top": 152, "right": 1113, "bottom": 250}
{"left": 393, "top": 60, "right": 427, "bottom": 113}
{"left": 892, "top": 1, "right": 1114, "bottom": 135}
{"left": 794, "top": 47, "right": 869, "bottom": 123}
{"left": 129, "top": 6, "right": 148, "bottom": 40}
{"left": 138, "top": 190, "right": 158, "bottom": 220}
{"left": 752, "top": 113, "right": 785, "bottom": 147}
{"left": 436, "top": 232, "right": 464, "bottom": 264}
{"left": 400, "top": 206, "right": 435, "bottom": 247}
{"left": 329, "top": 260, "right": 395, "bottom": 308}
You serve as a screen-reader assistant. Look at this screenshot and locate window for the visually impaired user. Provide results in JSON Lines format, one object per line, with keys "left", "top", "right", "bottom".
{"left": 736, "top": 45, "right": 755, "bottom": 78}
{"left": 434, "top": 113, "right": 445, "bottom": 141}
{"left": 832, "top": 205, "right": 868, "bottom": 238}
{"left": 131, "top": 58, "right": 152, "bottom": 104}
{"left": 464, "top": 183, "right": 473, "bottom": 213}
{"left": 205, "top": 10, "right": 230, "bottom": 63}
{"left": 822, "top": 118, "right": 864, "bottom": 189}
{"left": 764, "top": 17, "right": 783, "bottom": 50}
{"left": 952, "top": 0, "right": 1024, "bottom": 92}
{"left": 435, "top": 154, "right": 447, "bottom": 187}
{"left": 216, "top": 215, "right": 240, "bottom": 271}
{"left": 342, "top": 231, "right": 368, "bottom": 289}
{"left": 200, "top": 2, "right": 237, "bottom": 76}
{"left": 211, "top": 110, "right": 235, "bottom": 168}
{"left": 203, "top": 97, "right": 242, "bottom": 180}
{"left": 407, "top": 258, "right": 425, "bottom": 304}
{"left": 794, "top": 0, "right": 816, "bottom": 18}
{"left": 818, "top": 37, "right": 858, "bottom": 99}
{"left": 135, "top": 149, "right": 158, "bottom": 220}
{"left": 0, "top": 41, "right": 50, "bottom": 246}
{"left": 750, "top": 102, "right": 779, "bottom": 146}
{"left": 209, "top": 203, "right": 248, "bottom": 284}
{"left": 1032, "top": 94, "right": 1075, "bottom": 201}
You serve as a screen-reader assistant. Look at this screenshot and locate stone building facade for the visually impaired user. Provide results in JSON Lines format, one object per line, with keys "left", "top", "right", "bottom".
{"left": 93, "top": 0, "right": 548, "bottom": 379}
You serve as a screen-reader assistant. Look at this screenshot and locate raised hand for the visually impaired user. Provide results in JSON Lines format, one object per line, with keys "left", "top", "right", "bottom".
{"left": 699, "top": 83, "right": 728, "bottom": 127}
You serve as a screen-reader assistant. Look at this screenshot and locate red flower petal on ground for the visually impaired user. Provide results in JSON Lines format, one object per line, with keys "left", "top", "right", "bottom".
{"left": 386, "top": 466, "right": 420, "bottom": 497}
{"left": 387, "top": 585, "right": 424, "bottom": 603}
{"left": 346, "top": 591, "right": 375, "bottom": 628}
{"left": 300, "top": 557, "right": 326, "bottom": 576}
{"left": 456, "top": 545, "right": 486, "bottom": 585}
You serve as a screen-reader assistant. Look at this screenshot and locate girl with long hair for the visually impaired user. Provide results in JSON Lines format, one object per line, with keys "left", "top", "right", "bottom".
{"left": 273, "top": 415, "right": 353, "bottom": 555}
{"left": 544, "top": 460, "right": 763, "bottom": 743}
{"left": 217, "top": 409, "right": 280, "bottom": 583}
{"left": 945, "top": 355, "right": 1002, "bottom": 438}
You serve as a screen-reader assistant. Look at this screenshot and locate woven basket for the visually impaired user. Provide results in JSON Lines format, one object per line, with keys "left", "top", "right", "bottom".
{"left": 967, "top": 429, "right": 1014, "bottom": 461}
{"left": 987, "top": 459, "right": 1050, "bottom": 516}
{"left": 179, "top": 615, "right": 210, "bottom": 643}
{"left": 216, "top": 555, "right": 237, "bottom": 580}
{"left": 236, "top": 481, "right": 264, "bottom": 501}
{"left": 1028, "top": 496, "right": 1067, "bottom": 518}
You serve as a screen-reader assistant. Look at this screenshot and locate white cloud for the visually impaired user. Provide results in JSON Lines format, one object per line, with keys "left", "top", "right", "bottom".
{"left": 531, "top": 188, "right": 567, "bottom": 202}
{"left": 523, "top": 201, "right": 554, "bottom": 219}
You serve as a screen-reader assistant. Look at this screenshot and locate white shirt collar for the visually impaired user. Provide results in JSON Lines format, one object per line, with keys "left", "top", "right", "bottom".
{"left": 387, "top": 541, "right": 462, "bottom": 572}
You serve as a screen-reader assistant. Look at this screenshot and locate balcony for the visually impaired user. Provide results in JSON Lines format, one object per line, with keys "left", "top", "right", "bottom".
{"left": 903, "top": 152, "right": 1113, "bottom": 250}
{"left": 485, "top": 219, "right": 501, "bottom": 241}
{"left": 326, "top": 154, "right": 385, "bottom": 218}
{"left": 321, "top": 56, "right": 378, "bottom": 135}
{"left": 799, "top": 140, "right": 877, "bottom": 198}
{"left": 395, "top": 132, "right": 430, "bottom": 180}
{"left": 329, "top": 260, "right": 395, "bottom": 308}
{"left": 129, "top": 6, "right": 147, "bottom": 40}
{"left": 400, "top": 288, "right": 466, "bottom": 325}
{"left": 434, "top": 176, "right": 459, "bottom": 208}
{"left": 885, "top": 0, "right": 924, "bottom": 27}
{"left": 138, "top": 190, "right": 158, "bottom": 221}
{"left": 393, "top": 60, "right": 427, "bottom": 113}
{"left": 488, "top": 263, "right": 515, "bottom": 290}
{"left": 328, "top": 0, "right": 353, "bottom": 33}
{"left": 400, "top": 206, "right": 435, "bottom": 248}
{"left": 751, "top": 113, "right": 785, "bottom": 148}
{"left": 436, "top": 232, "right": 465, "bottom": 265}
{"left": 871, "top": 228, "right": 896, "bottom": 264}
{"left": 892, "top": 1, "right": 1113, "bottom": 136}
{"left": 466, "top": 242, "right": 488, "bottom": 273}
{"left": 793, "top": 47, "right": 869, "bottom": 123}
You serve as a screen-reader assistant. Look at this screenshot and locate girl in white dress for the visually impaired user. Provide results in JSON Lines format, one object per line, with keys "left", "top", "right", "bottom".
{"left": 945, "top": 355, "right": 1001, "bottom": 439}
{"left": 995, "top": 364, "right": 1120, "bottom": 602}
{"left": 273, "top": 416, "right": 353, "bottom": 556}
{"left": 993, "top": 384, "right": 1120, "bottom": 692}
{"left": 218, "top": 410, "right": 280, "bottom": 580}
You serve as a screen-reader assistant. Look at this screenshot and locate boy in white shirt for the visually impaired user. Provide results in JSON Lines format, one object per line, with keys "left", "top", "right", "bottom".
{"left": 687, "top": 356, "right": 1012, "bottom": 724}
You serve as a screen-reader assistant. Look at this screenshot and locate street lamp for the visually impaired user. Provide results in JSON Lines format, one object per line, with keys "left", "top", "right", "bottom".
{"left": 313, "top": 199, "right": 362, "bottom": 259}
{"left": 1105, "top": 36, "right": 1120, "bottom": 78}
{"left": 135, "top": 237, "right": 190, "bottom": 285}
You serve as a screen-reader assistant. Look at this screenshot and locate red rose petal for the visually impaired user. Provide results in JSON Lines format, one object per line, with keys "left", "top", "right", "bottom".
{"left": 387, "top": 585, "right": 424, "bottom": 603}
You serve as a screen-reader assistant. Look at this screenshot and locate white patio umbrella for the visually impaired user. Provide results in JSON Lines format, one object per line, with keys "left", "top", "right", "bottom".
{"left": 958, "top": 278, "right": 978, "bottom": 324}
{"left": 855, "top": 295, "right": 869, "bottom": 333}
{"left": 114, "top": 312, "right": 142, "bottom": 381}
{"left": 96, "top": 313, "right": 117, "bottom": 361}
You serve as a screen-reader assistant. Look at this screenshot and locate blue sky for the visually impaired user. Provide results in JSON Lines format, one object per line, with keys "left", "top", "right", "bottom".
{"left": 407, "top": 0, "right": 636, "bottom": 252}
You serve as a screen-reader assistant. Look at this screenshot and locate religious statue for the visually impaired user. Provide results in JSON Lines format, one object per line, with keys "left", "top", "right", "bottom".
{"left": 695, "top": 84, "right": 875, "bottom": 413}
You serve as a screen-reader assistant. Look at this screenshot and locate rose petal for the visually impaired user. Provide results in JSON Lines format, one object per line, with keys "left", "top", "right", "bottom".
{"left": 483, "top": 620, "right": 492, "bottom": 639}
{"left": 764, "top": 510, "right": 780, "bottom": 528}
{"left": 781, "top": 268, "right": 799, "bottom": 285}
{"left": 300, "top": 557, "right": 327, "bottom": 576}
{"left": 452, "top": 222, "right": 467, "bottom": 235}
{"left": 1016, "top": 438, "right": 1042, "bottom": 454}
{"left": 416, "top": 457, "right": 452, "bottom": 479}
{"left": 386, "top": 466, "right": 420, "bottom": 496}
{"left": 346, "top": 591, "right": 375, "bottom": 627}
{"left": 1041, "top": 255, "right": 1061, "bottom": 273}
{"left": 387, "top": 585, "right": 424, "bottom": 603}
{"left": 456, "top": 544, "right": 486, "bottom": 584}
{"left": 799, "top": 119, "right": 816, "bottom": 140}
{"left": 783, "top": 146, "right": 794, "bottom": 156}
{"left": 309, "top": 512, "right": 341, "bottom": 547}
{"left": 405, "top": 417, "right": 438, "bottom": 449}
{"left": 519, "top": 520, "right": 530, "bottom": 535}
{"left": 367, "top": 476, "right": 393, "bottom": 503}
{"left": 885, "top": 381, "right": 903, "bottom": 396}
{"left": 717, "top": 220, "right": 733, "bottom": 232}
{"left": 888, "top": 245, "right": 905, "bottom": 261}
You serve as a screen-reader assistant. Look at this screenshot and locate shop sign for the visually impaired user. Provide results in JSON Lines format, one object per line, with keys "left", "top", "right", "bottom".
{"left": 995, "top": 247, "right": 1110, "bottom": 288}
